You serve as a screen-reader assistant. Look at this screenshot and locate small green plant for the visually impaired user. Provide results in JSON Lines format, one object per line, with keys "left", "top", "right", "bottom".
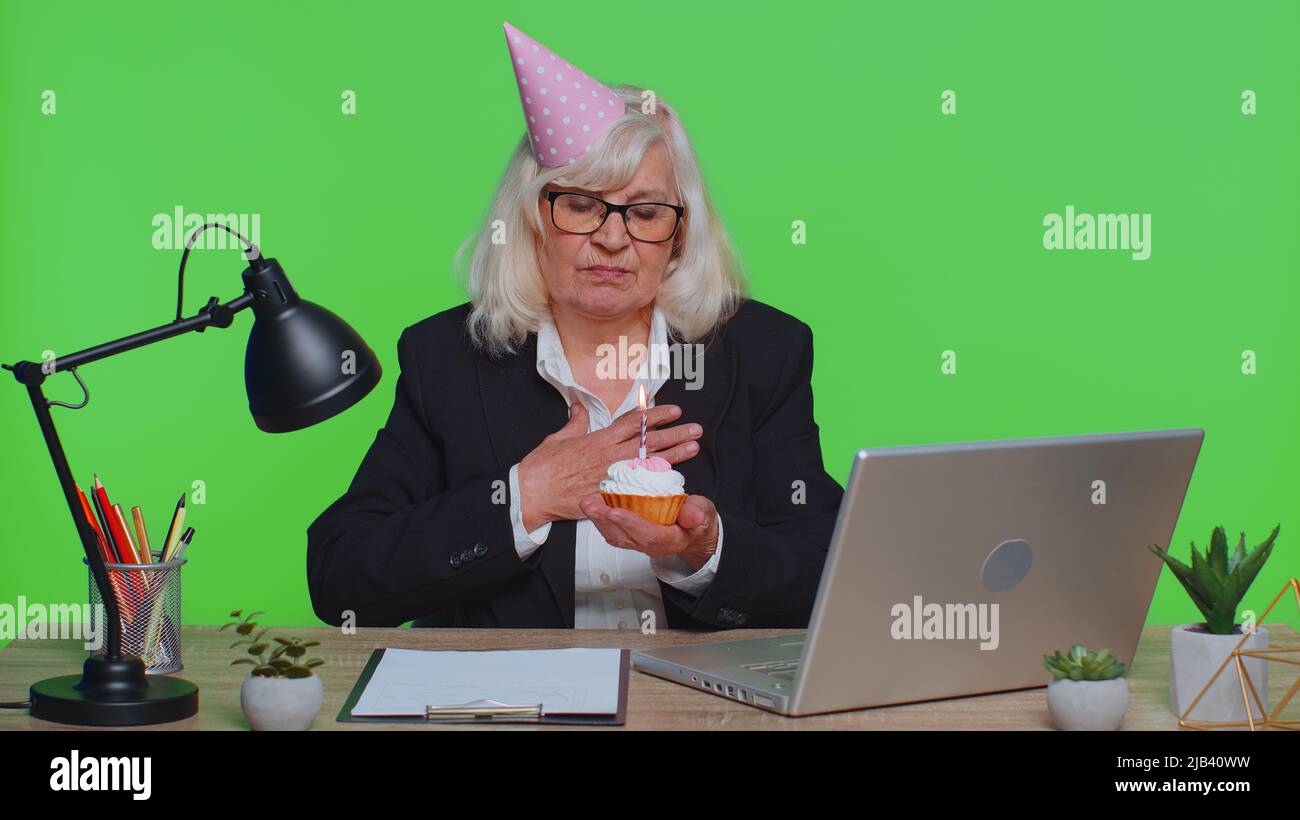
{"left": 221, "top": 609, "right": 324, "bottom": 678}
{"left": 1149, "top": 524, "right": 1279, "bottom": 635}
{"left": 1044, "top": 645, "right": 1128, "bottom": 681}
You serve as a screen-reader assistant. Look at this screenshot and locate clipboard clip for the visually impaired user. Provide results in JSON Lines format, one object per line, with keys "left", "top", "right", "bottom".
{"left": 424, "top": 699, "right": 543, "bottom": 721}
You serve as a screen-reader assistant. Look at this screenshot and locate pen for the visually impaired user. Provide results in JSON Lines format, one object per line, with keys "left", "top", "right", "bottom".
{"left": 172, "top": 527, "right": 196, "bottom": 561}
{"left": 161, "top": 493, "right": 186, "bottom": 562}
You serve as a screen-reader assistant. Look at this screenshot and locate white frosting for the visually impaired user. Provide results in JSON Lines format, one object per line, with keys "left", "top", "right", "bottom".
{"left": 599, "top": 459, "right": 686, "bottom": 496}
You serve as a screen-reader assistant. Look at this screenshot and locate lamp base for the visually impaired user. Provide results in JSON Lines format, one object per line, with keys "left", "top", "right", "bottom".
{"left": 29, "top": 656, "right": 198, "bottom": 726}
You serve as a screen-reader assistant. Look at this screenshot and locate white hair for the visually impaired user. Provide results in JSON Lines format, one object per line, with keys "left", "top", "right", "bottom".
{"left": 454, "top": 84, "right": 747, "bottom": 358}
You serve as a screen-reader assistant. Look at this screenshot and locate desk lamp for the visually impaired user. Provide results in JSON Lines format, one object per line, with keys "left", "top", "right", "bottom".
{"left": 2, "top": 223, "right": 382, "bottom": 725}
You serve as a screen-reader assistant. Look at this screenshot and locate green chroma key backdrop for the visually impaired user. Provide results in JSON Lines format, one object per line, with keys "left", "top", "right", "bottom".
{"left": 1, "top": 1, "right": 1296, "bottom": 645}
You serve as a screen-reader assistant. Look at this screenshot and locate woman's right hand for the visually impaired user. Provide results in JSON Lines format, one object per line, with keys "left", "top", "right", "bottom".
{"left": 517, "top": 402, "right": 702, "bottom": 531}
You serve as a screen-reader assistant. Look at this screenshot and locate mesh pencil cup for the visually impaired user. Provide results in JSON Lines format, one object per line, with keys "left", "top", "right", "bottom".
{"left": 85, "top": 552, "right": 187, "bottom": 674}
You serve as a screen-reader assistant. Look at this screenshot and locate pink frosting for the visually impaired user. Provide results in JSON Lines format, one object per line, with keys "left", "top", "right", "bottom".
{"left": 628, "top": 456, "right": 672, "bottom": 472}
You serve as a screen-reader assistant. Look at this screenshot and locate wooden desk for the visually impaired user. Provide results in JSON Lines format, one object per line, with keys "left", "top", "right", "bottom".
{"left": 1, "top": 625, "right": 1295, "bottom": 730}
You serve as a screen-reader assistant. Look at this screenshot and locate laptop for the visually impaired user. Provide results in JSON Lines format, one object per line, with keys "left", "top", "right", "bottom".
{"left": 632, "top": 428, "right": 1203, "bottom": 716}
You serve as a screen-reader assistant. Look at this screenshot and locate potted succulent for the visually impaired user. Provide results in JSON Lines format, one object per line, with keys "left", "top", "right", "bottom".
{"left": 223, "top": 609, "right": 325, "bottom": 731}
{"left": 1150, "top": 524, "right": 1278, "bottom": 724}
{"left": 1044, "top": 645, "right": 1130, "bottom": 730}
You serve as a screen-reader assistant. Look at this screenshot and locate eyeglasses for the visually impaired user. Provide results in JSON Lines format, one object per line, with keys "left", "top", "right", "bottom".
{"left": 545, "top": 190, "right": 684, "bottom": 243}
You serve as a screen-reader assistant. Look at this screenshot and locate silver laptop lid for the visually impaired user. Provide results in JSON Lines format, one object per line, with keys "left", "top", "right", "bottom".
{"left": 789, "top": 429, "right": 1203, "bottom": 715}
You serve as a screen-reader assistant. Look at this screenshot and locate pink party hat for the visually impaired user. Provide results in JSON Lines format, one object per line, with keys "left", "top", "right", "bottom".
{"left": 503, "top": 21, "right": 627, "bottom": 166}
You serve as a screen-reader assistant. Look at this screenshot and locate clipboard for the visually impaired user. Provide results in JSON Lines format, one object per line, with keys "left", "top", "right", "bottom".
{"left": 336, "top": 648, "right": 630, "bottom": 726}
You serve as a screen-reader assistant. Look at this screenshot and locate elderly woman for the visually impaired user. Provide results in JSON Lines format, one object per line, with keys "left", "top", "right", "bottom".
{"left": 306, "top": 23, "right": 842, "bottom": 630}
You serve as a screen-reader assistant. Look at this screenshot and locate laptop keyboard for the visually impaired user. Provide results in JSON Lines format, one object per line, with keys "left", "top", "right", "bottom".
{"left": 744, "top": 660, "right": 800, "bottom": 681}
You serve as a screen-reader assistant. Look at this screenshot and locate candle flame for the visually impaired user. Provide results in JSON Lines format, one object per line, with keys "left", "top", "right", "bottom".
{"left": 638, "top": 383, "right": 647, "bottom": 410}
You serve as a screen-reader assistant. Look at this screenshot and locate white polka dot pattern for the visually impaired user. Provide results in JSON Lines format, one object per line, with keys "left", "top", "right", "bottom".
{"left": 504, "top": 21, "right": 626, "bottom": 166}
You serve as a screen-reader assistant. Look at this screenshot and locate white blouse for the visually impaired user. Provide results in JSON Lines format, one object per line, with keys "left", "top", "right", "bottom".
{"left": 506, "top": 306, "right": 723, "bottom": 629}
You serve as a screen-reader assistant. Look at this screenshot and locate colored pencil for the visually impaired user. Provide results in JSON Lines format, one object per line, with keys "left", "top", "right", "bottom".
{"left": 131, "top": 506, "right": 152, "bottom": 563}
{"left": 75, "top": 484, "right": 113, "bottom": 564}
{"left": 90, "top": 478, "right": 121, "bottom": 562}
{"left": 88, "top": 484, "right": 136, "bottom": 613}
{"left": 110, "top": 504, "right": 140, "bottom": 565}
{"left": 76, "top": 483, "right": 135, "bottom": 616}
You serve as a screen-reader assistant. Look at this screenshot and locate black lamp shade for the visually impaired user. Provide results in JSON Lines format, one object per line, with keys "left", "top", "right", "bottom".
{"left": 242, "top": 258, "right": 382, "bottom": 433}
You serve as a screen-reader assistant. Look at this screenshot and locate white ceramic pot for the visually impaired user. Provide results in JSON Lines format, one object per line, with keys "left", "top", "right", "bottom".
{"left": 1046, "top": 677, "right": 1130, "bottom": 730}
{"left": 240, "top": 673, "right": 324, "bottom": 731}
{"left": 1170, "top": 623, "right": 1268, "bottom": 724}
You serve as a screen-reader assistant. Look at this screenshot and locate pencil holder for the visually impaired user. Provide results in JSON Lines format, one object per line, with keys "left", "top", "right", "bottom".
{"left": 84, "top": 552, "right": 187, "bottom": 674}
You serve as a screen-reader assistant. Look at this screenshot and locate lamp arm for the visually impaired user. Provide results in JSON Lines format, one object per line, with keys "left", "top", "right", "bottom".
{"left": 5, "top": 290, "right": 255, "bottom": 385}
{"left": 2, "top": 288, "right": 255, "bottom": 659}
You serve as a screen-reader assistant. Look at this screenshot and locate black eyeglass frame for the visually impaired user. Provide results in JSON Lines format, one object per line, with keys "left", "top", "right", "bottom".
{"left": 544, "top": 190, "right": 685, "bottom": 243}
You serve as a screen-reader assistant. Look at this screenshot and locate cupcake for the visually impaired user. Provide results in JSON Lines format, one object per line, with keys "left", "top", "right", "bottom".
{"left": 599, "top": 456, "right": 686, "bottom": 525}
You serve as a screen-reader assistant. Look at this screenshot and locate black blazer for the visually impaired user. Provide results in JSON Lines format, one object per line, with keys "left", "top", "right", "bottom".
{"left": 306, "top": 298, "right": 843, "bottom": 630}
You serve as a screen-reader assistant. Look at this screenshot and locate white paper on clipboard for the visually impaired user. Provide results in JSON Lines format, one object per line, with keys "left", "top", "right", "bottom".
{"left": 349, "top": 647, "right": 623, "bottom": 717}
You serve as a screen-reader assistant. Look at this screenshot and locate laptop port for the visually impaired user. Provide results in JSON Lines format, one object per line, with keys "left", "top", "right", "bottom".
{"left": 726, "top": 685, "right": 736, "bottom": 697}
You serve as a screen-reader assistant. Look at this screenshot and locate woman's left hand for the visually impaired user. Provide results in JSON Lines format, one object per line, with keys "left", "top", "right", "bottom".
{"left": 579, "top": 494, "right": 720, "bottom": 571}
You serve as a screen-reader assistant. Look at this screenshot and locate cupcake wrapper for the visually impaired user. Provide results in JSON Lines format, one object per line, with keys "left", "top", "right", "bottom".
{"left": 600, "top": 492, "right": 686, "bottom": 526}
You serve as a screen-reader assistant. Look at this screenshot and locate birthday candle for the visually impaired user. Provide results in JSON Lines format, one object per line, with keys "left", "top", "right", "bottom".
{"left": 638, "top": 384, "right": 647, "bottom": 459}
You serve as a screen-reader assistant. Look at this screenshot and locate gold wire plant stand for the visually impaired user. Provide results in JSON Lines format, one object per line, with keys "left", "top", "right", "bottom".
{"left": 1177, "top": 578, "right": 1300, "bottom": 731}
